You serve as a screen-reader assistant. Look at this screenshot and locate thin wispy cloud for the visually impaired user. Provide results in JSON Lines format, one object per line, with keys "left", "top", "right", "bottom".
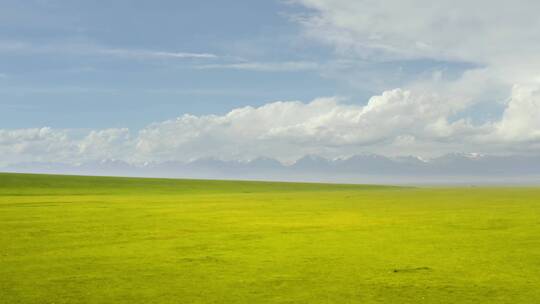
{"left": 197, "top": 61, "right": 319, "bottom": 72}
{"left": 0, "top": 40, "right": 218, "bottom": 60}
{"left": 99, "top": 48, "right": 218, "bottom": 60}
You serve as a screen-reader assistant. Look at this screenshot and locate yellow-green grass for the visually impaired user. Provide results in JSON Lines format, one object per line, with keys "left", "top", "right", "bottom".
{"left": 1, "top": 173, "right": 539, "bottom": 303}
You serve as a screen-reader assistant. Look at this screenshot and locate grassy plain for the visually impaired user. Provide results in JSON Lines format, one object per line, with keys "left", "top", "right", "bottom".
{"left": 1, "top": 173, "right": 539, "bottom": 303}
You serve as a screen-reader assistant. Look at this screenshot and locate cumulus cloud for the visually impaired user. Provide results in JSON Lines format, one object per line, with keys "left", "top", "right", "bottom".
{"left": 2, "top": 86, "right": 539, "bottom": 165}
{"left": 78, "top": 128, "right": 133, "bottom": 161}
{"left": 0, "top": 128, "right": 75, "bottom": 165}
{"left": 0, "top": 127, "right": 134, "bottom": 166}
{"left": 132, "top": 89, "right": 497, "bottom": 162}
{"left": 495, "top": 85, "right": 540, "bottom": 141}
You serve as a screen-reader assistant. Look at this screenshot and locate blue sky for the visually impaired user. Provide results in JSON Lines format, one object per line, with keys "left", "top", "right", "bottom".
{"left": 1, "top": 0, "right": 539, "bottom": 166}
{"left": 0, "top": 0, "right": 333, "bottom": 129}
{"left": 0, "top": 0, "right": 471, "bottom": 129}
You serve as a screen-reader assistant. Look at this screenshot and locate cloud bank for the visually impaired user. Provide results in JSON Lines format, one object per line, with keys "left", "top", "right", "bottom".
{"left": 2, "top": 85, "right": 539, "bottom": 166}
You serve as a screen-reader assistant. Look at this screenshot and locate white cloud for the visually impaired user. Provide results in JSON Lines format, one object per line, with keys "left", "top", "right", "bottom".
{"left": 292, "top": 0, "right": 540, "bottom": 88}
{"left": 495, "top": 85, "right": 540, "bottom": 141}
{"left": 3, "top": 86, "right": 538, "bottom": 166}
{"left": 293, "top": 1, "right": 540, "bottom": 65}
{"left": 284, "top": 0, "right": 540, "bottom": 154}
{"left": 78, "top": 128, "right": 133, "bottom": 161}
{"left": 0, "top": 127, "right": 75, "bottom": 165}
{"left": 132, "top": 89, "right": 496, "bottom": 162}
{"left": 0, "top": 127, "right": 133, "bottom": 166}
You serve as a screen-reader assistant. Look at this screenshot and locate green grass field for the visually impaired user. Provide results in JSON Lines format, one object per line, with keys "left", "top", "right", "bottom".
{"left": 1, "top": 173, "right": 539, "bottom": 303}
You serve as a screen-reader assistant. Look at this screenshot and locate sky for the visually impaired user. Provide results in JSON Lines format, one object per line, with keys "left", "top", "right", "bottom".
{"left": 1, "top": 0, "right": 540, "bottom": 166}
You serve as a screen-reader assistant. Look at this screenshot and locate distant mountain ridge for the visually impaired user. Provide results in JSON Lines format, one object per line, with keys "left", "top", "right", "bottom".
{"left": 2, "top": 153, "right": 540, "bottom": 184}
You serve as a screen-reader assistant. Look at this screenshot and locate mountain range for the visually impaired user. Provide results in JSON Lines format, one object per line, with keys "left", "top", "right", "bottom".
{"left": 2, "top": 153, "right": 540, "bottom": 185}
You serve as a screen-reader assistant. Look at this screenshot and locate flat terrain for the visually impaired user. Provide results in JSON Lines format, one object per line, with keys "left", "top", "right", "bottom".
{"left": 1, "top": 173, "right": 539, "bottom": 303}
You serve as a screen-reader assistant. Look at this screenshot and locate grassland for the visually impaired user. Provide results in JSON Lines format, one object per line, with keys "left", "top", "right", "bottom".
{"left": 1, "top": 173, "right": 539, "bottom": 303}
